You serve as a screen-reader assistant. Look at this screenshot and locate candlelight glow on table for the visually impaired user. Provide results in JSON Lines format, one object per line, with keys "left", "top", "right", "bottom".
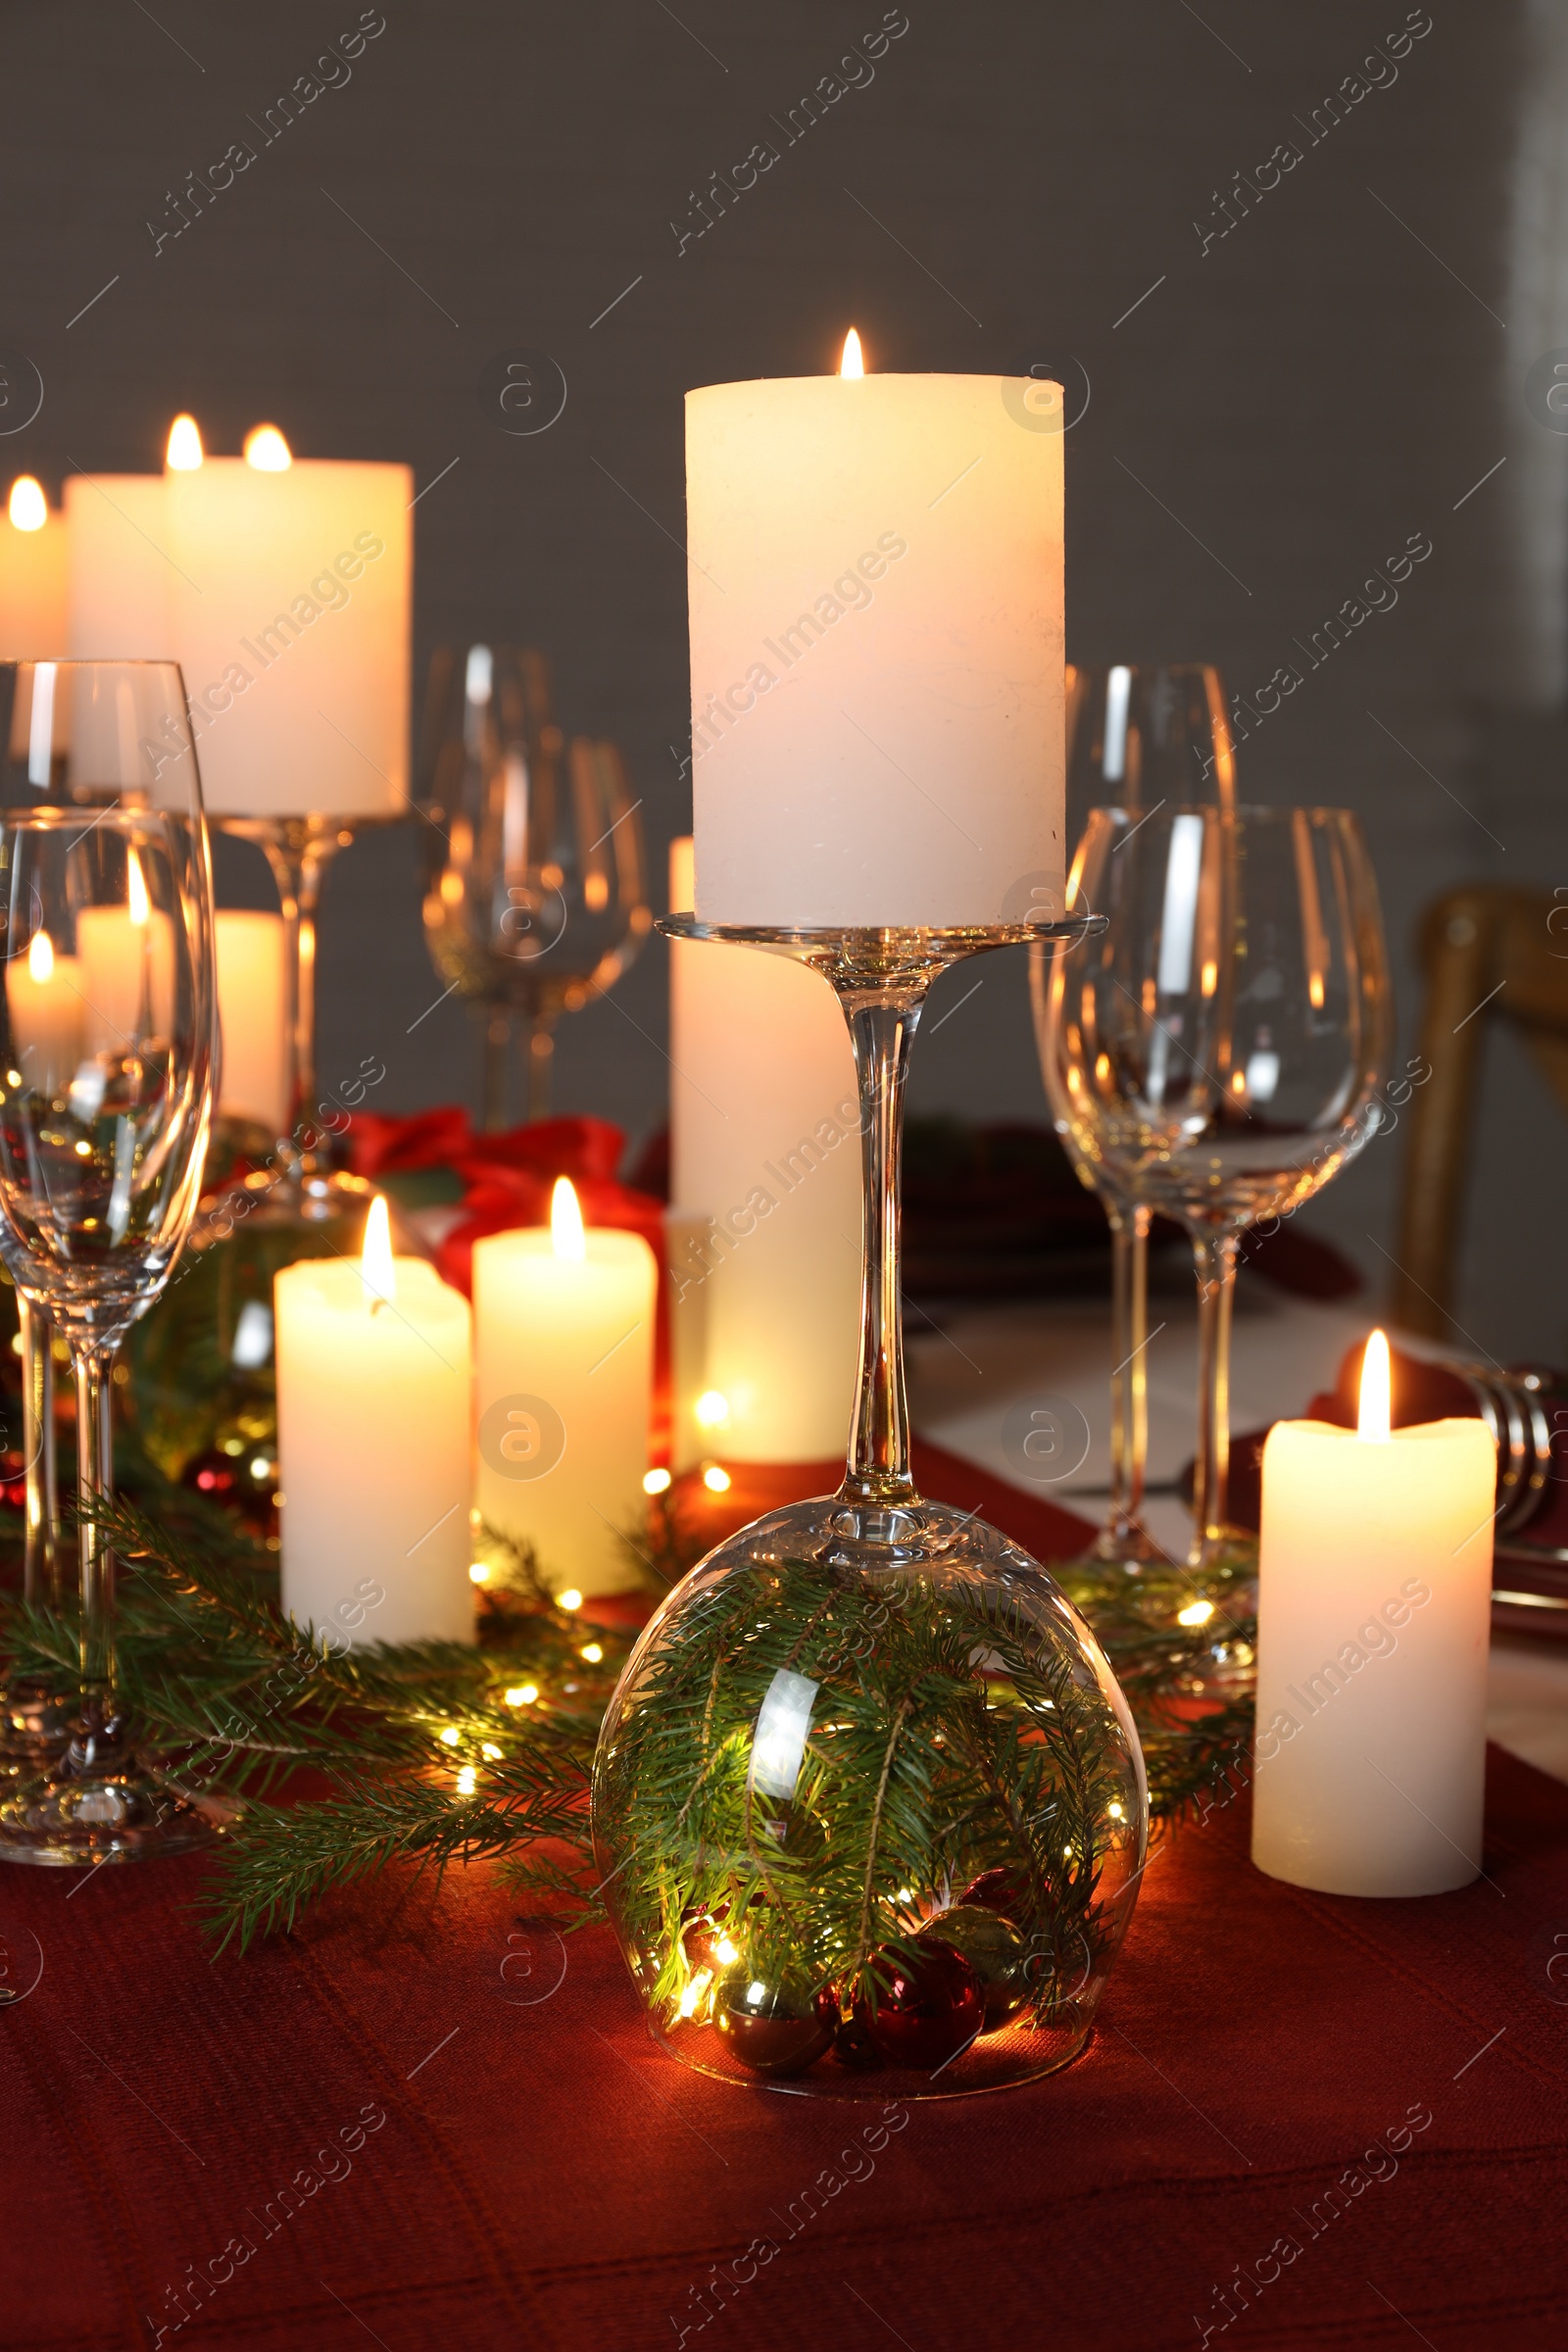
{"left": 473, "top": 1177, "right": 656, "bottom": 1599}
{"left": 1251, "top": 1331, "right": 1496, "bottom": 1896}
{"left": 274, "top": 1199, "right": 473, "bottom": 1646}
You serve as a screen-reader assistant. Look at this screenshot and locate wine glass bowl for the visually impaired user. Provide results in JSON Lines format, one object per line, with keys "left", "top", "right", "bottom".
{"left": 418, "top": 646, "right": 652, "bottom": 1122}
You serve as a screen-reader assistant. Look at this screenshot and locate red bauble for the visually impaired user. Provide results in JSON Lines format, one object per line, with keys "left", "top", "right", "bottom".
{"left": 854, "top": 1939, "right": 984, "bottom": 2070}
{"left": 959, "top": 1865, "right": 1030, "bottom": 1919}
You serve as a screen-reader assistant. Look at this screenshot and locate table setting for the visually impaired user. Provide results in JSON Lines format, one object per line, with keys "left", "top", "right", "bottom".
{"left": 0, "top": 320, "right": 1563, "bottom": 2352}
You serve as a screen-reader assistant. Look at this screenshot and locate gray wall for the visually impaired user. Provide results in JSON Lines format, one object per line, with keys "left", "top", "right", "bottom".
{"left": 7, "top": 0, "right": 1563, "bottom": 1357}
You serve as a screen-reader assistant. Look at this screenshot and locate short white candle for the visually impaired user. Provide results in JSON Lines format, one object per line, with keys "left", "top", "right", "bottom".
{"left": 215, "top": 908, "right": 288, "bottom": 1134}
{"left": 275, "top": 1200, "right": 473, "bottom": 1645}
{"left": 166, "top": 423, "right": 411, "bottom": 818}
{"left": 0, "top": 477, "right": 69, "bottom": 658}
{"left": 5, "top": 929, "right": 83, "bottom": 1096}
{"left": 687, "top": 333, "right": 1064, "bottom": 927}
{"left": 1251, "top": 1332, "right": 1496, "bottom": 1896}
{"left": 473, "top": 1178, "right": 655, "bottom": 1597}
{"left": 667, "top": 836, "right": 859, "bottom": 1460}
{"left": 65, "top": 468, "right": 173, "bottom": 660}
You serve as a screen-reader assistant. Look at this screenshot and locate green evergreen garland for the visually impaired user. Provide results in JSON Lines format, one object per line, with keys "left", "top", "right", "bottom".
{"left": 0, "top": 1481, "right": 1255, "bottom": 1955}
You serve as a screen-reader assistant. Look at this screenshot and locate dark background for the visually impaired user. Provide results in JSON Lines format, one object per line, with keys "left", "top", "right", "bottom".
{"left": 4, "top": 0, "right": 1563, "bottom": 1356}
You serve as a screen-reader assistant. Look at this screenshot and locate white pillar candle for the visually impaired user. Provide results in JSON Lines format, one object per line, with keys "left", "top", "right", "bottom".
{"left": 215, "top": 908, "right": 288, "bottom": 1133}
{"left": 65, "top": 472, "right": 173, "bottom": 659}
{"left": 668, "top": 836, "right": 860, "bottom": 1460}
{"left": 166, "top": 429, "right": 411, "bottom": 817}
{"left": 275, "top": 1200, "right": 473, "bottom": 1645}
{"left": 75, "top": 854, "right": 174, "bottom": 1056}
{"left": 0, "top": 478, "right": 69, "bottom": 658}
{"left": 473, "top": 1178, "right": 656, "bottom": 1597}
{"left": 5, "top": 930, "right": 84, "bottom": 1096}
{"left": 662, "top": 1204, "right": 711, "bottom": 1475}
{"left": 1251, "top": 1332, "right": 1496, "bottom": 1896}
{"left": 686, "top": 340, "right": 1065, "bottom": 927}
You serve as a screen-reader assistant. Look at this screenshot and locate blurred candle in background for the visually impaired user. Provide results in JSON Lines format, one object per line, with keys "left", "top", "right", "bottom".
{"left": 166, "top": 422, "right": 411, "bottom": 817}
{"left": 0, "top": 477, "right": 70, "bottom": 658}
{"left": 215, "top": 909, "right": 288, "bottom": 1133}
{"left": 1251, "top": 1332, "right": 1496, "bottom": 1896}
{"left": 686, "top": 335, "right": 1065, "bottom": 927}
{"left": 5, "top": 928, "right": 83, "bottom": 1095}
{"left": 63, "top": 420, "right": 191, "bottom": 660}
{"left": 473, "top": 1178, "right": 655, "bottom": 1597}
{"left": 667, "top": 836, "right": 859, "bottom": 1462}
{"left": 275, "top": 1199, "right": 473, "bottom": 1644}
{"left": 76, "top": 849, "right": 174, "bottom": 1056}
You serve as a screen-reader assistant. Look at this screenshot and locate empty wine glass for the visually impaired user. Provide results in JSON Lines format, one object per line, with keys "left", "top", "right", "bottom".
{"left": 0, "top": 660, "right": 219, "bottom": 1860}
{"left": 417, "top": 645, "right": 651, "bottom": 1124}
{"left": 1032, "top": 665, "right": 1234, "bottom": 1564}
{"left": 1044, "top": 806, "right": 1390, "bottom": 1571}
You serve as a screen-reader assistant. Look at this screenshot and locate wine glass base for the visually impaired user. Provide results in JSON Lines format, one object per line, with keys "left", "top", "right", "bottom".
{"left": 1086, "top": 1521, "right": 1169, "bottom": 1571}
{"left": 0, "top": 1762, "right": 237, "bottom": 1866}
{"left": 0, "top": 1681, "right": 74, "bottom": 1766}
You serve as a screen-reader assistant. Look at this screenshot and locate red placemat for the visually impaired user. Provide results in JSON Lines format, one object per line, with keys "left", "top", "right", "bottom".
{"left": 0, "top": 1756, "right": 1563, "bottom": 2348}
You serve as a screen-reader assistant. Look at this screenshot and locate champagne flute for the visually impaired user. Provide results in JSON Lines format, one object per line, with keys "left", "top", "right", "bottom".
{"left": 1031, "top": 664, "right": 1234, "bottom": 1563}
{"left": 1044, "top": 805, "right": 1389, "bottom": 1571}
{"left": 0, "top": 661, "right": 219, "bottom": 1861}
{"left": 418, "top": 645, "right": 652, "bottom": 1124}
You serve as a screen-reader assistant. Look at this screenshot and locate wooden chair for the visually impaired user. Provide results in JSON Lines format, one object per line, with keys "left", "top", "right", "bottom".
{"left": 1391, "top": 885, "right": 1568, "bottom": 1338}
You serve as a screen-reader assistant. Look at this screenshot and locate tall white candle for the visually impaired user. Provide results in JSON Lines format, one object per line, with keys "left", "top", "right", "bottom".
{"left": 166, "top": 428, "right": 411, "bottom": 817}
{"left": 65, "top": 472, "right": 174, "bottom": 660}
{"left": 215, "top": 909, "right": 288, "bottom": 1133}
{"left": 0, "top": 478, "right": 69, "bottom": 658}
{"left": 687, "top": 342, "right": 1064, "bottom": 927}
{"left": 275, "top": 1200, "right": 473, "bottom": 1645}
{"left": 473, "top": 1178, "right": 655, "bottom": 1597}
{"left": 1251, "top": 1333, "right": 1496, "bottom": 1896}
{"left": 668, "top": 836, "right": 860, "bottom": 1461}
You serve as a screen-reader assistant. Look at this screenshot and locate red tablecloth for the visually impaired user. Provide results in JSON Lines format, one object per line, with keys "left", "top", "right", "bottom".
{"left": 2, "top": 1460, "right": 1565, "bottom": 2349}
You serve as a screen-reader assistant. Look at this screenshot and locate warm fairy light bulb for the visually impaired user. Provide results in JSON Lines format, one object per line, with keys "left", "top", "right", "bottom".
{"left": 551, "top": 1176, "right": 586, "bottom": 1263}
{"left": 558, "top": 1588, "right": 583, "bottom": 1613}
{"left": 694, "top": 1390, "right": 729, "bottom": 1429}
{"left": 361, "top": 1196, "right": 396, "bottom": 1304}
{"left": 713, "top": 1934, "right": 739, "bottom": 1966}
{"left": 505, "top": 1683, "right": 539, "bottom": 1706}
{"left": 244, "top": 422, "right": 292, "bottom": 471}
{"left": 1177, "top": 1599, "right": 1214, "bottom": 1628}
{"left": 481, "top": 1742, "right": 502, "bottom": 1759}
{"left": 439, "top": 1726, "right": 461, "bottom": 1747}
{"left": 840, "top": 327, "right": 864, "bottom": 377}
{"left": 1358, "top": 1328, "right": 1392, "bottom": 1444}
{"left": 127, "top": 849, "right": 149, "bottom": 927}
{"left": 581, "top": 1642, "right": 604, "bottom": 1664}
{"left": 8, "top": 476, "right": 46, "bottom": 531}
{"left": 468, "top": 1562, "right": 490, "bottom": 1584}
{"left": 1200, "top": 959, "right": 1218, "bottom": 997}
{"left": 27, "top": 929, "right": 54, "bottom": 983}
{"left": 703, "top": 1464, "right": 731, "bottom": 1494}
{"left": 455, "top": 1764, "right": 477, "bottom": 1796}
{"left": 643, "top": 1467, "right": 671, "bottom": 1495}
{"left": 166, "top": 414, "right": 203, "bottom": 469}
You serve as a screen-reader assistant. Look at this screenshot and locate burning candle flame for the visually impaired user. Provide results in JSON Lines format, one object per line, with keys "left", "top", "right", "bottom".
{"left": 166, "top": 415, "right": 204, "bottom": 470}
{"left": 1358, "top": 1329, "right": 1391, "bottom": 1444}
{"left": 244, "top": 423, "right": 292, "bottom": 472}
{"left": 27, "top": 929, "right": 53, "bottom": 983}
{"left": 551, "top": 1176, "right": 586, "bottom": 1264}
{"left": 8, "top": 477, "right": 47, "bottom": 532}
{"left": 127, "top": 849, "right": 149, "bottom": 927}
{"left": 840, "top": 327, "right": 864, "bottom": 378}
{"left": 362, "top": 1194, "right": 397, "bottom": 1304}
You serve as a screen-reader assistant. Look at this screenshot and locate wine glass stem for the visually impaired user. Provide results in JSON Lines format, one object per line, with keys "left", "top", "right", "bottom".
{"left": 258, "top": 829, "right": 329, "bottom": 1154}
{"left": 1190, "top": 1229, "right": 1239, "bottom": 1567}
{"left": 20, "top": 1297, "right": 57, "bottom": 1609}
{"left": 73, "top": 1342, "right": 118, "bottom": 1714}
{"left": 1106, "top": 1204, "right": 1151, "bottom": 1542}
{"left": 524, "top": 1018, "right": 555, "bottom": 1123}
{"left": 840, "top": 989, "right": 924, "bottom": 1509}
{"left": 482, "top": 1004, "right": 512, "bottom": 1131}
